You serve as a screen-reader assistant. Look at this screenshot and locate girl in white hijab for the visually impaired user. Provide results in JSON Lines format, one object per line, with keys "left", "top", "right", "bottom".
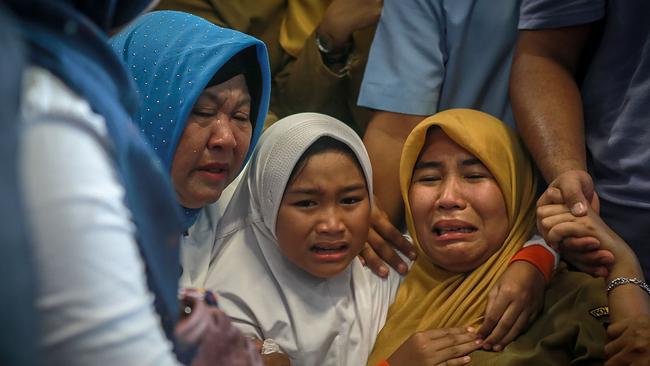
{"left": 204, "top": 113, "right": 403, "bottom": 365}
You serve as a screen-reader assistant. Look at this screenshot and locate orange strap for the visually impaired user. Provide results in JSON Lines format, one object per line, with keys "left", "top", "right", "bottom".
{"left": 509, "top": 244, "right": 556, "bottom": 283}
{"left": 375, "top": 361, "right": 390, "bottom": 366}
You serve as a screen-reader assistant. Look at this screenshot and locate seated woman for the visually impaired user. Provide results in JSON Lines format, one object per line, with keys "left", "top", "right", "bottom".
{"left": 202, "top": 112, "right": 553, "bottom": 365}
{"left": 204, "top": 112, "right": 403, "bottom": 365}
{"left": 111, "top": 10, "right": 270, "bottom": 287}
{"left": 111, "top": 10, "right": 272, "bottom": 364}
{"left": 369, "top": 109, "right": 608, "bottom": 365}
{"left": 112, "top": 13, "right": 554, "bottom": 355}
{"left": 538, "top": 188, "right": 650, "bottom": 365}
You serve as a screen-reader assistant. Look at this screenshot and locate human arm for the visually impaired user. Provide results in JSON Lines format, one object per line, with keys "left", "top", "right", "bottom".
{"left": 357, "top": 113, "right": 423, "bottom": 276}
{"left": 383, "top": 327, "right": 482, "bottom": 366}
{"left": 272, "top": 0, "right": 380, "bottom": 122}
{"left": 358, "top": 194, "right": 417, "bottom": 277}
{"left": 510, "top": 25, "right": 596, "bottom": 216}
{"left": 20, "top": 118, "right": 181, "bottom": 365}
{"left": 537, "top": 200, "right": 650, "bottom": 365}
{"left": 478, "top": 237, "right": 558, "bottom": 350}
{"left": 537, "top": 187, "right": 614, "bottom": 276}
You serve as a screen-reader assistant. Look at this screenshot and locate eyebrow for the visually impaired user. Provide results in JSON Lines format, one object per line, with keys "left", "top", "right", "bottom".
{"left": 461, "top": 157, "right": 483, "bottom": 167}
{"left": 414, "top": 157, "right": 483, "bottom": 170}
{"left": 200, "top": 90, "right": 251, "bottom": 108}
{"left": 285, "top": 183, "right": 367, "bottom": 196}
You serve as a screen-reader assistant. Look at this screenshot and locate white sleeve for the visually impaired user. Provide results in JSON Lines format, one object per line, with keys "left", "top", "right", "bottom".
{"left": 20, "top": 118, "right": 181, "bottom": 366}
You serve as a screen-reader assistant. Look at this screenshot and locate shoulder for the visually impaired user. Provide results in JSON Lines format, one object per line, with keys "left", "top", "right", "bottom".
{"left": 519, "top": 0, "right": 606, "bottom": 30}
{"left": 21, "top": 66, "right": 107, "bottom": 136}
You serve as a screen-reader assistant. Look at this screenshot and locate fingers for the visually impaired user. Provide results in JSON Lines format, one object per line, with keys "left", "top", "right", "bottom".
{"left": 366, "top": 227, "right": 409, "bottom": 274}
{"left": 561, "top": 236, "right": 601, "bottom": 252}
{"left": 481, "top": 298, "right": 525, "bottom": 350}
{"left": 494, "top": 309, "right": 531, "bottom": 351}
{"left": 434, "top": 355, "right": 472, "bottom": 366}
{"left": 551, "top": 171, "right": 595, "bottom": 216}
{"left": 536, "top": 203, "right": 571, "bottom": 221}
{"left": 372, "top": 209, "right": 417, "bottom": 260}
{"left": 606, "top": 321, "right": 629, "bottom": 340}
{"left": 537, "top": 186, "right": 565, "bottom": 207}
{"left": 425, "top": 326, "right": 476, "bottom": 341}
{"left": 359, "top": 239, "right": 389, "bottom": 277}
{"left": 175, "top": 301, "right": 211, "bottom": 345}
{"left": 558, "top": 236, "right": 613, "bottom": 277}
{"left": 478, "top": 286, "right": 505, "bottom": 340}
{"left": 432, "top": 336, "right": 482, "bottom": 365}
{"left": 547, "top": 221, "right": 592, "bottom": 243}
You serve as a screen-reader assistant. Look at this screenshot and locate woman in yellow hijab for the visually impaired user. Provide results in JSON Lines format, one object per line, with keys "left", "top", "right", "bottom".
{"left": 369, "top": 109, "right": 608, "bottom": 365}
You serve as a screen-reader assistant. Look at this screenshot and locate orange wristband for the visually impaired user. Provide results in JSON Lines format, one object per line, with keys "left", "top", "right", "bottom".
{"left": 509, "top": 244, "right": 555, "bottom": 283}
{"left": 375, "top": 360, "right": 390, "bottom": 366}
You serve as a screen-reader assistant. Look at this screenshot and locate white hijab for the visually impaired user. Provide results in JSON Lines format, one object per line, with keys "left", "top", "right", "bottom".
{"left": 204, "top": 113, "right": 401, "bottom": 366}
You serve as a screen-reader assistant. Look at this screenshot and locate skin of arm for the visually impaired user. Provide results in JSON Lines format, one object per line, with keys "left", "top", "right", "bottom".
{"left": 363, "top": 110, "right": 424, "bottom": 226}
{"left": 510, "top": 25, "right": 593, "bottom": 184}
{"left": 357, "top": 111, "right": 422, "bottom": 275}
{"left": 511, "top": 25, "right": 605, "bottom": 219}
{"left": 537, "top": 194, "right": 650, "bottom": 365}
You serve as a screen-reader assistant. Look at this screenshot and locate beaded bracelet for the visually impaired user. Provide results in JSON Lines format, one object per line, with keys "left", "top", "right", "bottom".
{"left": 606, "top": 277, "right": 650, "bottom": 296}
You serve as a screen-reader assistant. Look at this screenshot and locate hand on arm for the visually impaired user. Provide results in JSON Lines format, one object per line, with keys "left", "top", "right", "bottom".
{"left": 537, "top": 198, "right": 650, "bottom": 364}
{"left": 478, "top": 261, "right": 545, "bottom": 351}
{"left": 386, "top": 327, "right": 482, "bottom": 366}
{"left": 359, "top": 198, "right": 416, "bottom": 277}
{"left": 537, "top": 187, "right": 613, "bottom": 276}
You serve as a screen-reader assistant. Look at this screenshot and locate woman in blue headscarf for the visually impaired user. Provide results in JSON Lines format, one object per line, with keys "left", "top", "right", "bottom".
{"left": 111, "top": 10, "right": 271, "bottom": 287}
{"left": 10, "top": 1, "right": 260, "bottom": 365}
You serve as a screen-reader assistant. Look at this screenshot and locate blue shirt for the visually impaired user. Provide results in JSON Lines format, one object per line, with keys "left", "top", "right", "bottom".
{"left": 358, "top": 0, "right": 521, "bottom": 127}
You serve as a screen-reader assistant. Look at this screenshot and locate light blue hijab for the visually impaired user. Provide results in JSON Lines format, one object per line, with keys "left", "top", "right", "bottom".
{"left": 111, "top": 10, "right": 271, "bottom": 228}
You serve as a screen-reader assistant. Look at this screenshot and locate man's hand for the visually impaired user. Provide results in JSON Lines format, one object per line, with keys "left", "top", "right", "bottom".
{"left": 537, "top": 187, "right": 614, "bottom": 276}
{"left": 387, "top": 327, "right": 482, "bottom": 366}
{"left": 478, "top": 261, "right": 545, "bottom": 351}
{"left": 359, "top": 200, "right": 416, "bottom": 277}
{"left": 545, "top": 169, "right": 596, "bottom": 216}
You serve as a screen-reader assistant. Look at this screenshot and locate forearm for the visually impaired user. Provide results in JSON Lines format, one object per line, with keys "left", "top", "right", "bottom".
{"left": 606, "top": 248, "right": 650, "bottom": 322}
{"left": 510, "top": 27, "right": 592, "bottom": 183}
{"left": 363, "top": 111, "right": 424, "bottom": 226}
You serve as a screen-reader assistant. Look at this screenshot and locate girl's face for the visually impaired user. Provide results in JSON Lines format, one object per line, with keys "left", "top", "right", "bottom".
{"left": 171, "top": 74, "right": 253, "bottom": 208}
{"left": 275, "top": 151, "right": 371, "bottom": 278}
{"left": 408, "top": 128, "right": 509, "bottom": 273}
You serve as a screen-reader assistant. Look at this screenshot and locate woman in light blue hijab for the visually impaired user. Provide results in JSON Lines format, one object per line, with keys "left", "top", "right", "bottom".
{"left": 112, "top": 10, "right": 271, "bottom": 287}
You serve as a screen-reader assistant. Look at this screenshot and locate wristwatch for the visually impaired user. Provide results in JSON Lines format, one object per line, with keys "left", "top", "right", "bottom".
{"left": 316, "top": 32, "right": 351, "bottom": 65}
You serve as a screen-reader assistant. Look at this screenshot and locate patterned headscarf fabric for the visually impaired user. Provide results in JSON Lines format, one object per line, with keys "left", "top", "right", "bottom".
{"left": 368, "top": 109, "right": 537, "bottom": 364}
{"left": 279, "top": 0, "right": 331, "bottom": 57}
{"left": 111, "top": 10, "right": 271, "bottom": 228}
{"left": 205, "top": 113, "right": 400, "bottom": 365}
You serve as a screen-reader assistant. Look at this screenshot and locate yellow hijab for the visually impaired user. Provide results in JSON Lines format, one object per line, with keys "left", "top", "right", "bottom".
{"left": 279, "top": 0, "right": 331, "bottom": 57}
{"left": 368, "top": 109, "right": 537, "bottom": 364}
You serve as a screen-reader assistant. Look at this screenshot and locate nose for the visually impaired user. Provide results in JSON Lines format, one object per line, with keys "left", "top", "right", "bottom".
{"left": 315, "top": 206, "right": 345, "bottom": 236}
{"left": 207, "top": 114, "right": 237, "bottom": 150}
{"left": 435, "top": 176, "right": 466, "bottom": 210}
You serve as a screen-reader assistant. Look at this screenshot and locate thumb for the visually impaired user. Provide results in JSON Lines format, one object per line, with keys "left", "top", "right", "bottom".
{"left": 562, "top": 182, "right": 591, "bottom": 217}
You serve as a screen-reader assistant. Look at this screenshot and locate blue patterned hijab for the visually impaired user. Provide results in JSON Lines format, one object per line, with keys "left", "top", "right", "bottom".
{"left": 111, "top": 11, "right": 271, "bottom": 228}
